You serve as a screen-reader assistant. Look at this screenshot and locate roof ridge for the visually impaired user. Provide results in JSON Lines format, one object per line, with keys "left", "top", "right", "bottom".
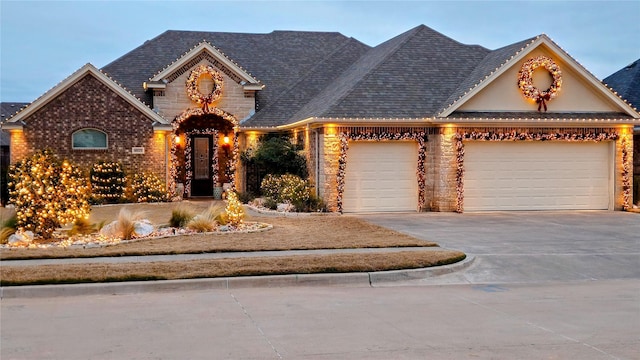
{"left": 437, "top": 36, "right": 539, "bottom": 115}
{"left": 308, "top": 25, "right": 424, "bottom": 118}
{"left": 250, "top": 37, "right": 368, "bottom": 121}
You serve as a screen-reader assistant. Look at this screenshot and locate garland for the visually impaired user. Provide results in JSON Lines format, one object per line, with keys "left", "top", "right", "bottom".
{"left": 621, "top": 137, "right": 631, "bottom": 210}
{"left": 454, "top": 130, "right": 621, "bottom": 213}
{"left": 518, "top": 56, "right": 562, "bottom": 111}
{"left": 186, "top": 64, "right": 224, "bottom": 112}
{"left": 169, "top": 107, "right": 239, "bottom": 198}
{"left": 336, "top": 131, "right": 426, "bottom": 213}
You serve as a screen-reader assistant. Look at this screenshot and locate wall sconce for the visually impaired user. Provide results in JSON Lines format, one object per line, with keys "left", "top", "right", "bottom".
{"left": 174, "top": 135, "right": 181, "bottom": 145}
{"left": 222, "top": 134, "right": 231, "bottom": 157}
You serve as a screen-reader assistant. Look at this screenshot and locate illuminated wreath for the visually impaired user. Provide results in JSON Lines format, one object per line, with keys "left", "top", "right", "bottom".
{"left": 186, "top": 65, "right": 224, "bottom": 106}
{"left": 517, "top": 56, "right": 562, "bottom": 111}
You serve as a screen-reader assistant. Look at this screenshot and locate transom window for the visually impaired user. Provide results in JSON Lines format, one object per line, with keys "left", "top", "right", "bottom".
{"left": 72, "top": 129, "right": 108, "bottom": 149}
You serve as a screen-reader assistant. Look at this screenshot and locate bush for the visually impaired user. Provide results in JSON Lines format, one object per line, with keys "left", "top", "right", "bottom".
{"left": 187, "top": 204, "right": 224, "bottom": 232}
{"left": 237, "top": 191, "right": 256, "bottom": 204}
{"left": 260, "top": 174, "right": 281, "bottom": 200}
{"left": 129, "top": 173, "right": 167, "bottom": 203}
{"left": 8, "top": 150, "right": 90, "bottom": 238}
{"left": 89, "top": 162, "right": 127, "bottom": 204}
{"left": 243, "top": 136, "right": 308, "bottom": 179}
{"left": 68, "top": 218, "right": 102, "bottom": 236}
{"left": 0, "top": 213, "right": 17, "bottom": 245}
{"left": 260, "top": 174, "right": 311, "bottom": 211}
{"left": 169, "top": 206, "right": 194, "bottom": 228}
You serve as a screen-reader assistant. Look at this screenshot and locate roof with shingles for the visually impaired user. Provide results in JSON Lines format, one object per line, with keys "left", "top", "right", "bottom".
{"left": 604, "top": 59, "right": 640, "bottom": 110}
{"left": 1, "top": 102, "right": 28, "bottom": 146}
{"left": 102, "top": 30, "right": 364, "bottom": 116}
{"left": 290, "top": 25, "right": 491, "bottom": 121}
{"left": 97, "top": 25, "right": 635, "bottom": 128}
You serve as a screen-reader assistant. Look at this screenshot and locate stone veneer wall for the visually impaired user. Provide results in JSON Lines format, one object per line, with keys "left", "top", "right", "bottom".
{"left": 10, "top": 74, "right": 167, "bottom": 183}
{"left": 152, "top": 61, "right": 255, "bottom": 122}
{"left": 315, "top": 125, "right": 630, "bottom": 212}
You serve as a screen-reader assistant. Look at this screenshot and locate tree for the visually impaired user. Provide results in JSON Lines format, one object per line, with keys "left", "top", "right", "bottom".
{"left": 250, "top": 136, "right": 308, "bottom": 179}
{"left": 8, "top": 150, "right": 90, "bottom": 238}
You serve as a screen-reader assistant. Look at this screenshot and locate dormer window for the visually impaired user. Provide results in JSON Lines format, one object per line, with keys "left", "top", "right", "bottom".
{"left": 72, "top": 128, "right": 108, "bottom": 149}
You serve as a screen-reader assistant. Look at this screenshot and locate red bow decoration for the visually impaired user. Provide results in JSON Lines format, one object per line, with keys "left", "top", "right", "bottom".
{"left": 536, "top": 93, "right": 551, "bottom": 112}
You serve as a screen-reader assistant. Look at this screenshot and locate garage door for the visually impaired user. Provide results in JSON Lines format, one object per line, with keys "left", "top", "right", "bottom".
{"left": 463, "top": 141, "right": 611, "bottom": 211}
{"left": 343, "top": 141, "right": 418, "bottom": 212}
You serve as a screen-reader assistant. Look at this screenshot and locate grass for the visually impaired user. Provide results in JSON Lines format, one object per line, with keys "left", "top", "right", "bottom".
{"left": 0, "top": 250, "right": 466, "bottom": 286}
{"left": 1, "top": 215, "right": 438, "bottom": 260}
{"left": 0, "top": 201, "right": 462, "bottom": 286}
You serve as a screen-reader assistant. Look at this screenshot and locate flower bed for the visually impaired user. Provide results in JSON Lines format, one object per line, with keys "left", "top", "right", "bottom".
{"left": 2, "top": 222, "right": 273, "bottom": 250}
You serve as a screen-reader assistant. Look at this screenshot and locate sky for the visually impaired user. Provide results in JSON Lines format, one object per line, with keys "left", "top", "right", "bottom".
{"left": 1, "top": 0, "right": 639, "bottom": 103}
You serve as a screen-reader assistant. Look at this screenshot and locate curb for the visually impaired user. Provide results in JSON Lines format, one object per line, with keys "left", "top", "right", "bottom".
{"left": 0, "top": 256, "right": 474, "bottom": 299}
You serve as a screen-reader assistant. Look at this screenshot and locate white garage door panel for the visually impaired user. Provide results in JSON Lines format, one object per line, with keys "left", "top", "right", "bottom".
{"left": 343, "top": 141, "right": 418, "bottom": 212}
{"left": 464, "top": 141, "right": 611, "bottom": 211}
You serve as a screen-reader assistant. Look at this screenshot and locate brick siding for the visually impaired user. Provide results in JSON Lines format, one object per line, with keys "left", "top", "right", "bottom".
{"left": 10, "top": 74, "right": 167, "bottom": 184}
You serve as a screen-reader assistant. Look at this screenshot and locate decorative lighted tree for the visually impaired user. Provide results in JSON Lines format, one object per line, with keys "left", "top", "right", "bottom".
{"left": 224, "top": 191, "right": 245, "bottom": 226}
{"left": 129, "top": 173, "right": 168, "bottom": 203}
{"left": 90, "top": 161, "right": 127, "bottom": 204}
{"left": 8, "top": 150, "right": 90, "bottom": 238}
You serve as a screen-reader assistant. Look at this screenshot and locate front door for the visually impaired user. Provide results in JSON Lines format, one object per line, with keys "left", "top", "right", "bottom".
{"left": 191, "top": 135, "right": 213, "bottom": 196}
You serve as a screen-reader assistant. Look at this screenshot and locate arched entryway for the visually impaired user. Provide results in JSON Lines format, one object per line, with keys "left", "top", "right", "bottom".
{"left": 170, "top": 108, "right": 238, "bottom": 198}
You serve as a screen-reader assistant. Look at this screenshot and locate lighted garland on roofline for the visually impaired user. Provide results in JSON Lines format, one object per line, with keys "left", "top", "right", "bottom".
{"left": 186, "top": 64, "right": 224, "bottom": 112}
{"left": 518, "top": 56, "right": 562, "bottom": 112}
{"left": 454, "top": 130, "right": 622, "bottom": 213}
{"left": 184, "top": 129, "right": 219, "bottom": 197}
{"left": 336, "top": 131, "right": 426, "bottom": 213}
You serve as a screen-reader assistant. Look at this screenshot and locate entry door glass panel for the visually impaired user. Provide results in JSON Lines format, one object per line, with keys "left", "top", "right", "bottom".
{"left": 194, "top": 137, "right": 210, "bottom": 180}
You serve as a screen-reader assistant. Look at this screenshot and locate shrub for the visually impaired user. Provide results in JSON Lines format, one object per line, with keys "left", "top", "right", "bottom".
{"left": 129, "top": 173, "right": 167, "bottom": 203}
{"left": 114, "top": 208, "right": 146, "bottom": 240}
{"left": 8, "top": 150, "right": 90, "bottom": 238}
{"left": 68, "top": 217, "right": 102, "bottom": 236}
{"left": 89, "top": 162, "right": 127, "bottom": 204}
{"left": 279, "top": 174, "right": 310, "bottom": 205}
{"left": 260, "top": 174, "right": 281, "bottom": 200}
{"left": 260, "top": 174, "right": 311, "bottom": 211}
{"left": 0, "top": 213, "right": 17, "bottom": 245}
{"left": 187, "top": 203, "right": 225, "bottom": 232}
{"left": 170, "top": 206, "right": 194, "bottom": 228}
{"left": 237, "top": 191, "right": 256, "bottom": 204}
{"left": 249, "top": 136, "right": 308, "bottom": 178}
{"left": 263, "top": 197, "right": 278, "bottom": 210}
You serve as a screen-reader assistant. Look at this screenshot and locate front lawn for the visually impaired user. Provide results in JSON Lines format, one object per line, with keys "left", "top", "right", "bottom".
{"left": 0, "top": 202, "right": 465, "bottom": 286}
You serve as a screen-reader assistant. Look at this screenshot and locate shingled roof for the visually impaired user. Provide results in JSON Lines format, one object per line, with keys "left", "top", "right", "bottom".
{"left": 289, "top": 25, "right": 491, "bottom": 121}
{"left": 604, "top": 59, "right": 640, "bottom": 110}
{"left": 102, "top": 30, "right": 364, "bottom": 117}
{"left": 1, "top": 102, "right": 28, "bottom": 146}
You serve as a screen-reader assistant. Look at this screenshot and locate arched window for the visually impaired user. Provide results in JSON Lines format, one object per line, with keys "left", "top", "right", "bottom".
{"left": 72, "top": 129, "right": 108, "bottom": 149}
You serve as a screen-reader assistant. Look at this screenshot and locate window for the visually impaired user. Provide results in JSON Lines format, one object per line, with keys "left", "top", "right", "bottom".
{"left": 72, "top": 129, "right": 107, "bottom": 149}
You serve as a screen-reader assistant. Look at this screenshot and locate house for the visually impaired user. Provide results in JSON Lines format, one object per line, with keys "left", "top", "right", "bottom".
{"left": 2, "top": 25, "right": 638, "bottom": 212}
{"left": 1, "top": 102, "right": 28, "bottom": 205}
{"left": 603, "top": 59, "right": 640, "bottom": 204}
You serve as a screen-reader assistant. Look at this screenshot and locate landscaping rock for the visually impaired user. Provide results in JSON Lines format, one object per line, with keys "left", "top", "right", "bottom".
{"left": 99, "top": 221, "right": 119, "bottom": 238}
{"left": 8, "top": 231, "right": 34, "bottom": 245}
{"left": 134, "top": 220, "right": 154, "bottom": 237}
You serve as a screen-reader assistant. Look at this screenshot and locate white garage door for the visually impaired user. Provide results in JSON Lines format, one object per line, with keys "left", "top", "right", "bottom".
{"left": 464, "top": 141, "right": 612, "bottom": 211}
{"left": 343, "top": 141, "right": 418, "bottom": 212}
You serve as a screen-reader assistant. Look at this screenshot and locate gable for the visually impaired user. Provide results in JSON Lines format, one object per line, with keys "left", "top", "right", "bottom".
{"left": 458, "top": 44, "right": 627, "bottom": 113}
{"left": 3, "top": 64, "right": 169, "bottom": 130}
{"left": 146, "top": 42, "right": 262, "bottom": 89}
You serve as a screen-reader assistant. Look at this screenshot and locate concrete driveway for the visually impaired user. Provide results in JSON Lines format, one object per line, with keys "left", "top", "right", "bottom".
{"left": 356, "top": 211, "right": 640, "bottom": 284}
